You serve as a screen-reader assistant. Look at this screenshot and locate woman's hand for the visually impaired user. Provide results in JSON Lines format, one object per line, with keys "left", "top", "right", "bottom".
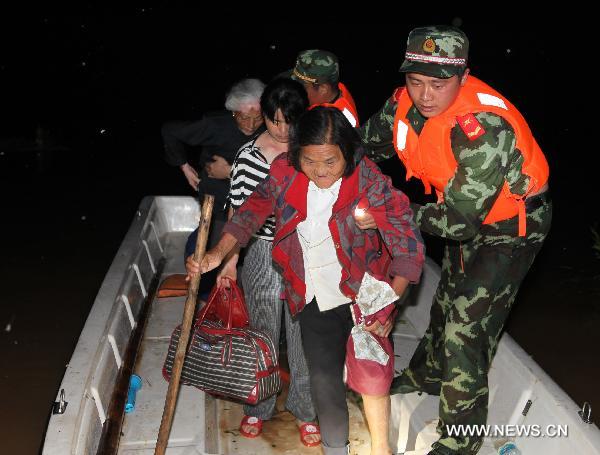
{"left": 364, "top": 317, "right": 394, "bottom": 338}
{"left": 186, "top": 233, "right": 238, "bottom": 282}
{"left": 353, "top": 208, "right": 377, "bottom": 230}
{"left": 206, "top": 155, "right": 231, "bottom": 179}
{"left": 180, "top": 163, "right": 200, "bottom": 190}
{"left": 216, "top": 255, "right": 238, "bottom": 288}
{"left": 364, "top": 276, "right": 409, "bottom": 338}
{"left": 185, "top": 248, "right": 224, "bottom": 281}
{"left": 391, "top": 275, "right": 409, "bottom": 298}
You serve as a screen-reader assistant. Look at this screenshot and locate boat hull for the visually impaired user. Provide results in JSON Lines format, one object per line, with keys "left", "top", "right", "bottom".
{"left": 42, "top": 196, "right": 600, "bottom": 454}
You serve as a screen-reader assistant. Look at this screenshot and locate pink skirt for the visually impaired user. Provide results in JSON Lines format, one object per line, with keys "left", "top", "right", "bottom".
{"left": 345, "top": 333, "right": 394, "bottom": 396}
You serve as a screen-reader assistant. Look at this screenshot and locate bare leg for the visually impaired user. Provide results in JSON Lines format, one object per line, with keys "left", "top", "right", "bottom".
{"left": 362, "top": 394, "right": 392, "bottom": 455}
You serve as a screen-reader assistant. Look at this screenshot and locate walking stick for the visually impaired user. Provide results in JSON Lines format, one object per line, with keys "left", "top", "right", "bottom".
{"left": 155, "top": 194, "right": 214, "bottom": 455}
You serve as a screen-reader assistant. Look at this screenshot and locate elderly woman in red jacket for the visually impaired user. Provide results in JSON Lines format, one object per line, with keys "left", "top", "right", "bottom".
{"left": 187, "top": 107, "right": 425, "bottom": 455}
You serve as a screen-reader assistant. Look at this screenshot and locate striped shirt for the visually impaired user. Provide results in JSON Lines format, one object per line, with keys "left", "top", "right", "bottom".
{"left": 227, "top": 139, "right": 277, "bottom": 241}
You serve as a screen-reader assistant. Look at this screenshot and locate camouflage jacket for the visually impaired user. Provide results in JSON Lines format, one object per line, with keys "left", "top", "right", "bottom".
{"left": 223, "top": 154, "right": 425, "bottom": 316}
{"left": 359, "top": 92, "right": 530, "bottom": 241}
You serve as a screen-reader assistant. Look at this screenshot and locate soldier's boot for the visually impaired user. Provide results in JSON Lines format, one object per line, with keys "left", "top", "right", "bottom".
{"left": 430, "top": 436, "right": 484, "bottom": 455}
{"left": 391, "top": 330, "right": 444, "bottom": 396}
{"left": 390, "top": 368, "right": 441, "bottom": 395}
{"left": 427, "top": 446, "right": 458, "bottom": 455}
{"left": 428, "top": 441, "right": 483, "bottom": 455}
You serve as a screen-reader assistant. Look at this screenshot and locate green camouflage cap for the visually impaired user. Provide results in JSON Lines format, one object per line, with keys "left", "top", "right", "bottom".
{"left": 289, "top": 49, "right": 339, "bottom": 85}
{"left": 399, "top": 25, "right": 469, "bottom": 78}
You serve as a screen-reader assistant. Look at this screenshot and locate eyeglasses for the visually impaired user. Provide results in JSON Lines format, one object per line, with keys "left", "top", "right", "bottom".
{"left": 233, "top": 112, "right": 264, "bottom": 123}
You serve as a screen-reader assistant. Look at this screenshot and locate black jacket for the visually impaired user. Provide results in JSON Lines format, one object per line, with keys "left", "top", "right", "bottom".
{"left": 162, "top": 110, "right": 263, "bottom": 211}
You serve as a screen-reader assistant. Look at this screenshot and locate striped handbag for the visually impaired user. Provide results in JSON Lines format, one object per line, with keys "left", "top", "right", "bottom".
{"left": 162, "top": 282, "right": 281, "bottom": 404}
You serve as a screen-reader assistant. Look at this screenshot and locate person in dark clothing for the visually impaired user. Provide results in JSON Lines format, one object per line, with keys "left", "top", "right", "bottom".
{"left": 162, "top": 78, "right": 266, "bottom": 295}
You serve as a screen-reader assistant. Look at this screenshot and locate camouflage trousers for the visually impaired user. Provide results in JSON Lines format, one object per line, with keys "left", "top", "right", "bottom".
{"left": 392, "top": 197, "right": 552, "bottom": 455}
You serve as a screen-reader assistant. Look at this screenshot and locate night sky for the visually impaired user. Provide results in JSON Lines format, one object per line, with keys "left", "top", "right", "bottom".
{"left": 0, "top": 10, "right": 598, "bottom": 454}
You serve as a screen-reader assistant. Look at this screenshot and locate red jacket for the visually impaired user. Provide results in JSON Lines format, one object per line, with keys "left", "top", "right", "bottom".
{"left": 223, "top": 154, "right": 425, "bottom": 316}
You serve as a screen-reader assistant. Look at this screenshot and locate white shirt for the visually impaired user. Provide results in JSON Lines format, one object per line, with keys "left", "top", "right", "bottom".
{"left": 296, "top": 178, "right": 351, "bottom": 312}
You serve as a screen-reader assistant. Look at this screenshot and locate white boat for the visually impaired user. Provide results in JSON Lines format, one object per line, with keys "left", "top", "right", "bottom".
{"left": 42, "top": 196, "right": 600, "bottom": 454}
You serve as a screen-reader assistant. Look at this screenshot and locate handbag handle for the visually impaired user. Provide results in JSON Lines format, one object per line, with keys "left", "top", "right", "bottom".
{"left": 195, "top": 277, "right": 246, "bottom": 330}
{"left": 219, "top": 277, "right": 249, "bottom": 329}
{"left": 194, "top": 284, "right": 222, "bottom": 328}
{"left": 230, "top": 278, "right": 249, "bottom": 325}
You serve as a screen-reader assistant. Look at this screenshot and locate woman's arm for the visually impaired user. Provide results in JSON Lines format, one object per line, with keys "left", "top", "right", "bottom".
{"left": 186, "top": 232, "right": 238, "bottom": 280}
{"left": 216, "top": 206, "right": 241, "bottom": 287}
{"left": 367, "top": 171, "right": 425, "bottom": 284}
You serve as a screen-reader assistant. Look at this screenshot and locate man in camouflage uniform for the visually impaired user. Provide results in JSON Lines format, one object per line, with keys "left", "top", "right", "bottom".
{"left": 359, "top": 26, "right": 552, "bottom": 454}
{"left": 288, "top": 49, "right": 360, "bottom": 126}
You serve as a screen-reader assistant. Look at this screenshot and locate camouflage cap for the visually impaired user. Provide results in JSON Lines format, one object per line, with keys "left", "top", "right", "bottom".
{"left": 399, "top": 25, "right": 469, "bottom": 78}
{"left": 290, "top": 49, "right": 339, "bottom": 85}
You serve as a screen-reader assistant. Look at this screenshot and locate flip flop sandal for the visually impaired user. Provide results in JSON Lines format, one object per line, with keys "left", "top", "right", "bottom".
{"left": 298, "top": 422, "right": 321, "bottom": 447}
{"left": 239, "top": 415, "right": 263, "bottom": 438}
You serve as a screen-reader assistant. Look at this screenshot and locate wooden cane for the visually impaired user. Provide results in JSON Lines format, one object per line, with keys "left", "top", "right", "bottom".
{"left": 155, "top": 194, "right": 214, "bottom": 455}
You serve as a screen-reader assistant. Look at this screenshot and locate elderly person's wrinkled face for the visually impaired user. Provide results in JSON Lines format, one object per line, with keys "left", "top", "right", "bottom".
{"left": 300, "top": 143, "right": 346, "bottom": 189}
{"left": 233, "top": 103, "right": 264, "bottom": 135}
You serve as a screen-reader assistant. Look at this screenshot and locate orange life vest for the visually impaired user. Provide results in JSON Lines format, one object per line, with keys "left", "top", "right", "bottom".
{"left": 392, "top": 76, "right": 549, "bottom": 236}
{"left": 314, "top": 82, "right": 360, "bottom": 127}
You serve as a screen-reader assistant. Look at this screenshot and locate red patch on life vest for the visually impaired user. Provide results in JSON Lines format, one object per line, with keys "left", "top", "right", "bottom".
{"left": 456, "top": 113, "right": 485, "bottom": 141}
{"left": 392, "top": 87, "right": 405, "bottom": 102}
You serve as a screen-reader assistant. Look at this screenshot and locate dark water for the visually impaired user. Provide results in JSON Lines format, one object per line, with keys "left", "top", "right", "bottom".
{"left": 0, "top": 13, "right": 598, "bottom": 454}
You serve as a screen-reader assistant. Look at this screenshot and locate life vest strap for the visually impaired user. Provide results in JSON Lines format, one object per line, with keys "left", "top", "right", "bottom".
{"left": 517, "top": 199, "right": 526, "bottom": 237}
{"left": 421, "top": 176, "right": 432, "bottom": 195}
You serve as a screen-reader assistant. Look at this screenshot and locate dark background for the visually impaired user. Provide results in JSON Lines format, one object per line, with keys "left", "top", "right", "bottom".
{"left": 0, "top": 10, "right": 598, "bottom": 454}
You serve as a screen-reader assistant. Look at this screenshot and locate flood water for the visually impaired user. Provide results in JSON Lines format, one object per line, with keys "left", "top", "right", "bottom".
{"left": 0, "top": 14, "right": 598, "bottom": 454}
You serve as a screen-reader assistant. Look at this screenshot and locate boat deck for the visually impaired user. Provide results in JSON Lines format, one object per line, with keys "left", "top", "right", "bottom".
{"left": 114, "top": 231, "right": 503, "bottom": 454}
{"left": 118, "top": 231, "right": 373, "bottom": 454}
{"left": 42, "top": 197, "right": 600, "bottom": 455}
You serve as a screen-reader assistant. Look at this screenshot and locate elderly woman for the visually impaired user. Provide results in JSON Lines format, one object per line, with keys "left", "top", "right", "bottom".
{"left": 188, "top": 107, "right": 425, "bottom": 455}
{"left": 163, "top": 78, "right": 265, "bottom": 294}
{"left": 210, "top": 78, "right": 321, "bottom": 446}
{"left": 163, "top": 78, "right": 266, "bottom": 193}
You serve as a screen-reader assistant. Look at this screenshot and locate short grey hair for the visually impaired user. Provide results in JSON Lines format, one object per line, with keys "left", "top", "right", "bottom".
{"left": 224, "top": 78, "right": 266, "bottom": 111}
